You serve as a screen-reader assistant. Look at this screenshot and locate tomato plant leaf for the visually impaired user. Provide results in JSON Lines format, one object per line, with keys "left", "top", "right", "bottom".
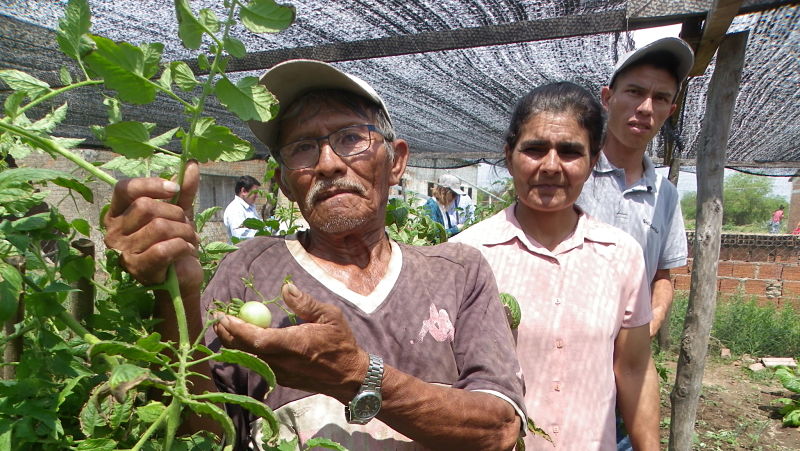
{"left": 0, "top": 69, "right": 52, "bottom": 100}
{"left": 194, "top": 392, "right": 279, "bottom": 436}
{"left": 84, "top": 35, "right": 163, "bottom": 104}
{"left": 223, "top": 36, "right": 246, "bottom": 58}
{"left": 199, "top": 8, "right": 220, "bottom": 33}
{"left": 59, "top": 66, "right": 73, "bottom": 85}
{"left": 89, "top": 341, "right": 163, "bottom": 365}
{"left": 71, "top": 218, "right": 91, "bottom": 236}
{"left": 53, "top": 176, "right": 94, "bottom": 203}
{"left": 28, "top": 103, "right": 69, "bottom": 133}
{"left": 195, "top": 206, "right": 221, "bottom": 233}
{"left": 212, "top": 348, "right": 276, "bottom": 391}
{"left": 184, "top": 117, "right": 253, "bottom": 162}
{"left": 60, "top": 254, "right": 94, "bottom": 283}
{"left": 3, "top": 90, "right": 27, "bottom": 117}
{"left": 109, "top": 363, "right": 149, "bottom": 390}
{"left": 56, "top": 0, "right": 93, "bottom": 61}
{"left": 214, "top": 76, "right": 278, "bottom": 122}
{"left": 0, "top": 262, "right": 22, "bottom": 322}
{"left": 240, "top": 0, "right": 296, "bottom": 34}
{"left": 204, "top": 241, "right": 239, "bottom": 254}
{"left": 304, "top": 437, "right": 348, "bottom": 450}
{"left": 102, "top": 121, "right": 152, "bottom": 157}
{"left": 10, "top": 213, "right": 51, "bottom": 232}
{"left": 175, "top": 0, "right": 204, "bottom": 50}
{"left": 183, "top": 399, "right": 236, "bottom": 446}
{"left": 170, "top": 61, "right": 198, "bottom": 92}
{"left": 135, "top": 401, "right": 166, "bottom": 423}
{"left": 76, "top": 437, "right": 117, "bottom": 450}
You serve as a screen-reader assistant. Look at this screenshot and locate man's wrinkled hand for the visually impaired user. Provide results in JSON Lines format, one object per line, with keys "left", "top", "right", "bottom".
{"left": 214, "top": 282, "right": 369, "bottom": 402}
{"left": 103, "top": 160, "right": 203, "bottom": 292}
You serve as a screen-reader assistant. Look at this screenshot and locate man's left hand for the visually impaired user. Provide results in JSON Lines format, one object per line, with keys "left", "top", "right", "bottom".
{"left": 214, "top": 283, "right": 369, "bottom": 402}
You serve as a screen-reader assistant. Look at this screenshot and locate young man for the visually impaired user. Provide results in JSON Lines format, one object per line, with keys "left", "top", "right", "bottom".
{"left": 223, "top": 175, "right": 262, "bottom": 242}
{"left": 103, "top": 59, "right": 524, "bottom": 450}
{"left": 578, "top": 37, "right": 694, "bottom": 339}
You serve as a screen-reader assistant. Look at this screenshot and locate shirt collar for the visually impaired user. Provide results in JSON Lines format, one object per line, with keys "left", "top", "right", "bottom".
{"left": 593, "top": 152, "right": 658, "bottom": 193}
{"left": 481, "top": 204, "right": 619, "bottom": 257}
{"left": 233, "top": 195, "right": 254, "bottom": 210}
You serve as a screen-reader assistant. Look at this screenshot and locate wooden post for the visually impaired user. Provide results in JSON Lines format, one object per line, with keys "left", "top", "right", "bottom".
{"left": 669, "top": 31, "right": 748, "bottom": 450}
{"left": 2, "top": 256, "right": 25, "bottom": 380}
{"left": 69, "top": 239, "right": 95, "bottom": 326}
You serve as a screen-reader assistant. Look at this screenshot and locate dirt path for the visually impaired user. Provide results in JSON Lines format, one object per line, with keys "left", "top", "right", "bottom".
{"left": 659, "top": 355, "right": 800, "bottom": 450}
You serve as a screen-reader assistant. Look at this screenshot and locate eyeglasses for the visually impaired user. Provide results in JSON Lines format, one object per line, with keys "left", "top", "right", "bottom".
{"left": 276, "top": 124, "right": 385, "bottom": 170}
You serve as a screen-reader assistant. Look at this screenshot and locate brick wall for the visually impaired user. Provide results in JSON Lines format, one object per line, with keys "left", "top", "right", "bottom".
{"left": 672, "top": 232, "right": 800, "bottom": 308}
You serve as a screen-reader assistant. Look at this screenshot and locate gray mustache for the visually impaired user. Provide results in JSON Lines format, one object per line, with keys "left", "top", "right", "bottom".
{"left": 306, "top": 179, "right": 368, "bottom": 206}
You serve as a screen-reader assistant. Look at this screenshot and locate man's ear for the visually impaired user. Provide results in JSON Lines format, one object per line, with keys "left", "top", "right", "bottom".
{"left": 274, "top": 166, "right": 296, "bottom": 202}
{"left": 388, "top": 139, "right": 409, "bottom": 186}
{"left": 600, "top": 86, "right": 612, "bottom": 109}
{"left": 504, "top": 144, "right": 514, "bottom": 177}
{"left": 668, "top": 103, "right": 678, "bottom": 117}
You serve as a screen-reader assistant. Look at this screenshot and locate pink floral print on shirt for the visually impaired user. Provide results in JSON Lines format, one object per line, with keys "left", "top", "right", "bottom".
{"left": 416, "top": 303, "right": 455, "bottom": 343}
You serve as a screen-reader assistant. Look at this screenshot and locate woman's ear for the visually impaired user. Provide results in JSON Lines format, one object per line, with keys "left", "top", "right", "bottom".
{"left": 504, "top": 144, "right": 514, "bottom": 177}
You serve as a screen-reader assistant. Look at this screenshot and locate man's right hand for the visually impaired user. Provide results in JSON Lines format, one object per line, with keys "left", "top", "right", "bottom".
{"left": 103, "top": 160, "right": 203, "bottom": 293}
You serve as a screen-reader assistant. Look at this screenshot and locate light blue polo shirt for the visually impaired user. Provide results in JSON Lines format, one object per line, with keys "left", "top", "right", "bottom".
{"left": 577, "top": 153, "right": 688, "bottom": 282}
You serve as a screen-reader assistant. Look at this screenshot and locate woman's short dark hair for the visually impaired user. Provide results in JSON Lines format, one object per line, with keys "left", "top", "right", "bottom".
{"left": 504, "top": 82, "right": 605, "bottom": 158}
{"left": 235, "top": 175, "right": 261, "bottom": 195}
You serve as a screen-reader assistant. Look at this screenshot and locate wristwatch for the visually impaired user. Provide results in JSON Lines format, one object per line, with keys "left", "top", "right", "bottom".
{"left": 345, "top": 354, "right": 384, "bottom": 425}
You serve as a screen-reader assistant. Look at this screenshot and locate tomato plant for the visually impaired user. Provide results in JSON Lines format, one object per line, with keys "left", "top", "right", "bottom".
{"left": 0, "top": 0, "right": 351, "bottom": 449}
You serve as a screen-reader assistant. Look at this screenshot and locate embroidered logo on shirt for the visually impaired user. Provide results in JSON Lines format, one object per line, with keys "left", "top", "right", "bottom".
{"left": 415, "top": 303, "right": 455, "bottom": 343}
{"left": 642, "top": 218, "right": 659, "bottom": 234}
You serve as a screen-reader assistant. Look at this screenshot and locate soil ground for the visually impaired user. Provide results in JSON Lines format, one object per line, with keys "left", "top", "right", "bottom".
{"left": 658, "top": 354, "right": 800, "bottom": 450}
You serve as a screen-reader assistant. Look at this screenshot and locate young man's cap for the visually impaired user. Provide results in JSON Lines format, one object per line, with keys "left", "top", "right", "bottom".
{"left": 608, "top": 37, "right": 695, "bottom": 88}
{"left": 247, "top": 59, "right": 393, "bottom": 153}
{"left": 437, "top": 174, "right": 465, "bottom": 195}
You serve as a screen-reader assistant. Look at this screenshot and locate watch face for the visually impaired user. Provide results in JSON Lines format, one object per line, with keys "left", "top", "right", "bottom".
{"left": 352, "top": 391, "right": 382, "bottom": 418}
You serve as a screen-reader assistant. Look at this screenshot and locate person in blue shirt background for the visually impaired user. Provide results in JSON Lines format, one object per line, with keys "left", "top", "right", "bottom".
{"left": 424, "top": 174, "right": 475, "bottom": 236}
{"left": 223, "top": 175, "right": 262, "bottom": 242}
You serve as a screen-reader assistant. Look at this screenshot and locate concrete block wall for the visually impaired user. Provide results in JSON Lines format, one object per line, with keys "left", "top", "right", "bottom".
{"left": 672, "top": 231, "right": 800, "bottom": 309}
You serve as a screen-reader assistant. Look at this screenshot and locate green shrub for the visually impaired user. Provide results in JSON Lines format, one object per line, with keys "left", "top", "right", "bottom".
{"left": 668, "top": 291, "right": 800, "bottom": 358}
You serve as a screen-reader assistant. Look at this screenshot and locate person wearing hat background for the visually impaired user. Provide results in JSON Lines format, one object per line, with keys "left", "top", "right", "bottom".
{"left": 576, "top": 37, "right": 694, "bottom": 450}
{"left": 423, "top": 173, "right": 476, "bottom": 236}
{"left": 103, "top": 59, "right": 525, "bottom": 450}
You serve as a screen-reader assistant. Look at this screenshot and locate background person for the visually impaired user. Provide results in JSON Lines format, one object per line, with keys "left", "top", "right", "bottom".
{"left": 770, "top": 205, "right": 784, "bottom": 233}
{"left": 103, "top": 59, "right": 525, "bottom": 450}
{"left": 453, "top": 82, "right": 660, "bottom": 450}
{"left": 223, "top": 175, "right": 262, "bottom": 242}
{"left": 424, "top": 174, "right": 475, "bottom": 236}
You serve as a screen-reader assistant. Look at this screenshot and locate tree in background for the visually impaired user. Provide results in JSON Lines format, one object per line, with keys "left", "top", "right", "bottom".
{"left": 681, "top": 172, "right": 788, "bottom": 231}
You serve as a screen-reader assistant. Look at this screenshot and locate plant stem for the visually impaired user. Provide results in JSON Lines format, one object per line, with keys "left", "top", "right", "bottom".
{"left": 130, "top": 401, "right": 171, "bottom": 451}
{"left": 0, "top": 122, "right": 117, "bottom": 186}
{"left": 16, "top": 80, "right": 103, "bottom": 116}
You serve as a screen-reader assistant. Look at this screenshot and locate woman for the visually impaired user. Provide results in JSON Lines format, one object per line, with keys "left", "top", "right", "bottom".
{"left": 424, "top": 174, "right": 475, "bottom": 236}
{"left": 453, "top": 82, "right": 660, "bottom": 450}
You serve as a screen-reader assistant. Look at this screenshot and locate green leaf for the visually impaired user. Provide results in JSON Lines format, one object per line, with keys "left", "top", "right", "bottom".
{"left": 88, "top": 341, "right": 163, "bottom": 365}
{"left": 240, "top": 0, "right": 296, "bottom": 33}
{"left": 158, "top": 64, "right": 173, "bottom": 91}
{"left": 109, "top": 363, "right": 149, "bottom": 389}
{"left": 10, "top": 213, "right": 50, "bottom": 232}
{"left": 175, "top": 0, "right": 204, "bottom": 49}
{"left": 170, "top": 61, "right": 198, "bottom": 91}
{"left": 214, "top": 348, "right": 276, "bottom": 391}
{"left": 76, "top": 438, "right": 117, "bottom": 451}
{"left": 224, "top": 36, "right": 246, "bottom": 58}
{"left": 27, "top": 103, "right": 69, "bottom": 133}
{"left": 0, "top": 262, "right": 22, "bottom": 322}
{"left": 185, "top": 117, "right": 254, "bottom": 162}
{"left": 53, "top": 176, "right": 94, "bottom": 203}
{"left": 194, "top": 392, "right": 279, "bottom": 435}
{"left": 204, "top": 241, "right": 239, "bottom": 254}
{"left": 60, "top": 254, "right": 94, "bottom": 283}
{"left": 242, "top": 218, "right": 265, "bottom": 230}
{"left": 183, "top": 399, "right": 236, "bottom": 446}
{"left": 102, "top": 121, "right": 154, "bottom": 158}
{"left": 52, "top": 136, "right": 86, "bottom": 150}
{"left": 199, "top": 8, "right": 220, "bottom": 33}
{"left": 59, "top": 66, "right": 73, "bottom": 85}
{"left": 304, "top": 438, "right": 349, "bottom": 450}
{"left": 104, "top": 96, "right": 122, "bottom": 123}
{"left": 215, "top": 76, "right": 278, "bottom": 122}
{"left": 71, "top": 218, "right": 91, "bottom": 237}
{"left": 197, "top": 53, "right": 210, "bottom": 71}
{"left": 195, "top": 206, "right": 222, "bottom": 233}
{"left": 136, "top": 401, "right": 167, "bottom": 423}
{"left": 84, "top": 35, "right": 163, "bottom": 104}
{"left": 3, "top": 91, "right": 26, "bottom": 116}
{"left": 0, "top": 70, "right": 51, "bottom": 99}
{"left": 784, "top": 408, "right": 800, "bottom": 427}
{"left": 56, "top": 0, "right": 93, "bottom": 61}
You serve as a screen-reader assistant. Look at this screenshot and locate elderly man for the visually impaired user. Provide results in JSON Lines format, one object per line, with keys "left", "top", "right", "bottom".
{"left": 104, "top": 59, "right": 524, "bottom": 451}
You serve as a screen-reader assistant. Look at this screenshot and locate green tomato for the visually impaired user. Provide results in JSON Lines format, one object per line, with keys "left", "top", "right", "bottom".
{"left": 238, "top": 301, "right": 272, "bottom": 328}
